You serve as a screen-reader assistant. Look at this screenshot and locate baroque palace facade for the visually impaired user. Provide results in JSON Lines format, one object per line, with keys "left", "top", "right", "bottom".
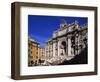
{"left": 45, "top": 20, "right": 87, "bottom": 64}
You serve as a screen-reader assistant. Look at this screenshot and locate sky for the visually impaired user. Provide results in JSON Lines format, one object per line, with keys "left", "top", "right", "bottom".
{"left": 28, "top": 15, "right": 88, "bottom": 46}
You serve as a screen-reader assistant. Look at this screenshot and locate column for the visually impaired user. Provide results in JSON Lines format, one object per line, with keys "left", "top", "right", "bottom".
{"left": 53, "top": 40, "right": 56, "bottom": 57}
{"left": 66, "top": 37, "right": 68, "bottom": 56}
{"left": 68, "top": 35, "right": 72, "bottom": 56}
{"left": 58, "top": 40, "right": 60, "bottom": 57}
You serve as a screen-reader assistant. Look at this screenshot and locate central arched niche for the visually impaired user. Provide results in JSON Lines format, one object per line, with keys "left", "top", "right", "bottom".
{"left": 61, "top": 41, "right": 66, "bottom": 53}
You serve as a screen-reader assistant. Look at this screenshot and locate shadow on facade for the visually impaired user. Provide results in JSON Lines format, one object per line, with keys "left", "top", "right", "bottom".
{"left": 58, "top": 47, "right": 88, "bottom": 65}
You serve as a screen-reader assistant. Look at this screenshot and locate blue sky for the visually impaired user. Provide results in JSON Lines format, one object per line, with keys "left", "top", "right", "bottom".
{"left": 28, "top": 15, "right": 87, "bottom": 46}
